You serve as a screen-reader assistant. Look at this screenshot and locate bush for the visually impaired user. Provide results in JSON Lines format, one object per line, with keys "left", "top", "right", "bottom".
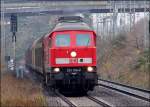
{"left": 111, "top": 33, "right": 127, "bottom": 49}
{"left": 134, "top": 49, "right": 149, "bottom": 72}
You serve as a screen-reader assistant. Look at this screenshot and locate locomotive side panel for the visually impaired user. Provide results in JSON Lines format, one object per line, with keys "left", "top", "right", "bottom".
{"left": 43, "top": 36, "right": 52, "bottom": 73}
{"left": 35, "top": 47, "right": 43, "bottom": 72}
{"left": 31, "top": 37, "right": 44, "bottom": 74}
{"left": 25, "top": 48, "right": 32, "bottom": 67}
{"left": 31, "top": 46, "right": 35, "bottom": 69}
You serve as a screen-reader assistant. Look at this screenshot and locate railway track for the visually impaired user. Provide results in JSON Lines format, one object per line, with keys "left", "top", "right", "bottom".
{"left": 52, "top": 79, "right": 150, "bottom": 107}
{"left": 54, "top": 90, "right": 113, "bottom": 107}
{"left": 54, "top": 91, "right": 77, "bottom": 107}
{"left": 98, "top": 79, "right": 150, "bottom": 102}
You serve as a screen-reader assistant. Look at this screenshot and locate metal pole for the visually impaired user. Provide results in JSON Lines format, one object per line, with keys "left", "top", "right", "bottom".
{"left": 113, "top": 0, "right": 115, "bottom": 39}
{"left": 1, "top": 0, "right": 6, "bottom": 71}
{"left": 133, "top": 0, "right": 135, "bottom": 31}
{"left": 144, "top": 0, "right": 147, "bottom": 49}
{"left": 129, "top": 0, "right": 132, "bottom": 32}
{"left": 123, "top": 0, "right": 126, "bottom": 33}
{"left": 106, "top": 13, "right": 108, "bottom": 38}
{"left": 109, "top": 0, "right": 112, "bottom": 40}
{"left": 103, "top": 15, "right": 105, "bottom": 39}
{"left": 109, "top": 0, "right": 111, "bottom": 37}
{"left": 12, "top": 32, "right": 16, "bottom": 72}
{"left": 96, "top": 14, "right": 99, "bottom": 35}
{"left": 120, "top": 1, "right": 122, "bottom": 32}
{"left": 10, "top": 13, "right": 18, "bottom": 72}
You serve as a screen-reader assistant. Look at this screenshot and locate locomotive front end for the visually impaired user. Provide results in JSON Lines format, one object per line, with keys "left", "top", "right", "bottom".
{"left": 50, "top": 30, "right": 98, "bottom": 91}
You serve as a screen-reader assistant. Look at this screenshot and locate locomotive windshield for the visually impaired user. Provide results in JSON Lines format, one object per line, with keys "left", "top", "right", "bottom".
{"left": 76, "top": 34, "right": 90, "bottom": 46}
{"left": 55, "top": 34, "right": 70, "bottom": 46}
{"left": 55, "top": 33, "right": 92, "bottom": 47}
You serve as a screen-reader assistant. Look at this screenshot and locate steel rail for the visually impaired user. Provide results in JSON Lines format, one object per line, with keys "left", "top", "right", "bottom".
{"left": 98, "top": 79, "right": 150, "bottom": 102}
{"left": 54, "top": 91, "right": 77, "bottom": 107}
{"left": 99, "top": 79, "right": 150, "bottom": 93}
{"left": 53, "top": 90, "right": 113, "bottom": 107}
{"left": 87, "top": 95, "right": 113, "bottom": 107}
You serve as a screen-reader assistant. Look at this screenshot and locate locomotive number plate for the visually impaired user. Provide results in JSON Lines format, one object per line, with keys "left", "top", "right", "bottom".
{"left": 67, "top": 68, "right": 81, "bottom": 72}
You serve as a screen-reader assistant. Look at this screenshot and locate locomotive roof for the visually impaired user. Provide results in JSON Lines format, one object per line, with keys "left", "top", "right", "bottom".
{"left": 58, "top": 16, "right": 83, "bottom": 23}
{"left": 31, "top": 22, "right": 95, "bottom": 49}
{"left": 43, "top": 22, "right": 94, "bottom": 38}
{"left": 52, "top": 22, "right": 92, "bottom": 32}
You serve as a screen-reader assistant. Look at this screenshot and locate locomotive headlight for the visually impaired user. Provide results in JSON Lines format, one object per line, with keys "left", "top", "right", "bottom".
{"left": 53, "top": 68, "right": 60, "bottom": 73}
{"left": 87, "top": 66, "right": 93, "bottom": 72}
{"left": 71, "top": 51, "right": 77, "bottom": 57}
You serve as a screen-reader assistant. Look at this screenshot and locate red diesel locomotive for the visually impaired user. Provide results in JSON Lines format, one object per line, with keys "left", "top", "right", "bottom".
{"left": 26, "top": 16, "right": 98, "bottom": 93}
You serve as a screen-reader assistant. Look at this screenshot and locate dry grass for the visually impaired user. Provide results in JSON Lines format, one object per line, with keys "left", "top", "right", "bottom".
{"left": 98, "top": 41, "right": 150, "bottom": 89}
{"left": 1, "top": 73, "right": 48, "bottom": 107}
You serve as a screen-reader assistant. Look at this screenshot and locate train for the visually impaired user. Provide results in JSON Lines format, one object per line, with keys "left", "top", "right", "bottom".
{"left": 25, "top": 16, "right": 98, "bottom": 93}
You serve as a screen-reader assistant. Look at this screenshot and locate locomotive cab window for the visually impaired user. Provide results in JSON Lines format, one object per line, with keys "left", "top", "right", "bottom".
{"left": 55, "top": 34, "right": 70, "bottom": 47}
{"left": 76, "top": 34, "right": 91, "bottom": 46}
